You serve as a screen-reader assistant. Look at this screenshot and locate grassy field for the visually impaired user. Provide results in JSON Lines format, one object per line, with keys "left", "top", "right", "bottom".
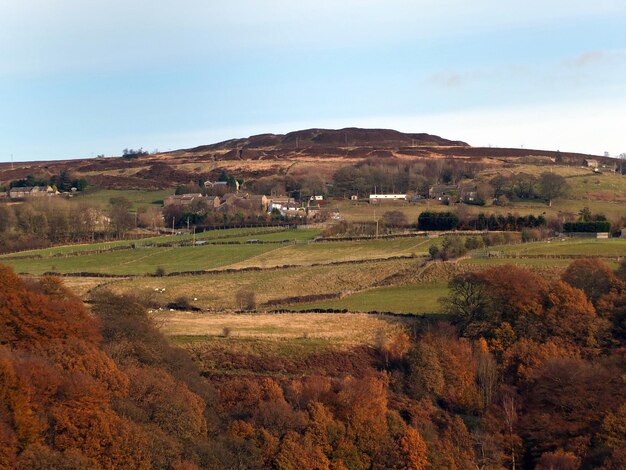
{"left": 103, "top": 258, "right": 419, "bottom": 310}
{"left": 0, "top": 227, "right": 319, "bottom": 259}
{"left": 2, "top": 234, "right": 430, "bottom": 275}
{"left": 225, "top": 237, "right": 434, "bottom": 269}
{"left": 491, "top": 238, "right": 626, "bottom": 257}
{"left": 3, "top": 243, "right": 282, "bottom": 275}
{"left": 462, "top": 257, "right": 574, "bottom": 268}
{"left": 161, "top": 312, "right": 406, "bottom": 346}
{"left": 161, "top": 311, "right": 410, "bottom": 375}
{"left": 73, "top": 189, "right": 174, "bottom": 209}
{"left": 289, "top": 281, "right": 448, "bottom": 314}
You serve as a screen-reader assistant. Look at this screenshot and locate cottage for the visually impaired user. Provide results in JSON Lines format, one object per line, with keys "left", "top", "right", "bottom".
{"left": 583, "top": 159, "right": 599, "bottom": 169}
{"left": 164, "top": 194, "right": 204, "bottom": 207}
{"left": 459, "top": 185, "right": 478, "bottom": 203}
{"left": 428, "top": 184, "right": 458, "bottom": 202}
{"left": 248, "top": 195, "right": 269, "bottom": 211}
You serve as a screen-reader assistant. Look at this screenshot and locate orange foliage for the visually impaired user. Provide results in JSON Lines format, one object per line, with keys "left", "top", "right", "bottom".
{"left": 419, "top": 331, "right": 481, "bottom": 412}
{"left": 398, "top": 427, "right": 429, "bottom": 470}
{"left": 0, "top": 266, "right": 149, "bottom": 469}
{"left": 544, "top": 281, "right": 600, "bottom": 348}
{"left": 536, "top": 449, "right": 580, "bottom": 470}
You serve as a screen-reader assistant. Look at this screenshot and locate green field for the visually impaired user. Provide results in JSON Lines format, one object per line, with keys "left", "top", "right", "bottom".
{"left": 2, "top": 234, "right": 429, "bottom": 275}
{"left": 73, "top": 189, "right": 174, "bottom": 210}
{"left": 289, "top": 281, "right": 448, "bottom": 314}
{"left": 0, "top": 228, "right": 319, "bottom": 259}
{"left": 492, "top": 238, "right": 626, "bottom": 257}
{"left": 226, "top": 237, "right": 434, "bottom": 269}
{"left": 3, "top": 244, "right": 281, "bottom": 275}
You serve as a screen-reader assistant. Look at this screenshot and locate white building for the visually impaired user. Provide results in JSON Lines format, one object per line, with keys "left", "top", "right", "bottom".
{"left": 369, "top": 194, "right": 407, "bottom": 202}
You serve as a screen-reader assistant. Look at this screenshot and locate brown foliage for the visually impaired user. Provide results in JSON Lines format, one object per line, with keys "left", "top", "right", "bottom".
{"left": 520, "top": 358, "right": 623, "bottom": 463}
{"left": 562, "top": 258, "right": 620, "bottom": 303}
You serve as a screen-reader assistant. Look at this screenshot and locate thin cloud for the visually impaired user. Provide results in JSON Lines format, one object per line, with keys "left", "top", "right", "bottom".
{"left": 430, "top": 72, "right": 463, "bottom": 89}
{"left": 564, "top": 50, "right": 605, "bottom": 67}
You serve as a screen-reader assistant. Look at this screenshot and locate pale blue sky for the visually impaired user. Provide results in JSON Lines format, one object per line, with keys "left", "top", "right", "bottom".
{"left": 1, "top": 0, "right": 625, "bottom": 161}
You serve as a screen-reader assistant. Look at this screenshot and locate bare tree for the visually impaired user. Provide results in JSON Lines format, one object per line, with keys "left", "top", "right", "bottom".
{"left": 235, "top": 289, "right": 256, "bottom": 311}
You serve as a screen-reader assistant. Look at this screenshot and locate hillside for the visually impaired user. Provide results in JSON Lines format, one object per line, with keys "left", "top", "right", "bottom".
{"left": 0, "top": 127, "right": 613, "bottom": 190}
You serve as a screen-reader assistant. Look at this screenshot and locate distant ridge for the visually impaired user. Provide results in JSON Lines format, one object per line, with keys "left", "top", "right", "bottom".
{"left": 179, "top": 128, "right": 469, "bottom": 153}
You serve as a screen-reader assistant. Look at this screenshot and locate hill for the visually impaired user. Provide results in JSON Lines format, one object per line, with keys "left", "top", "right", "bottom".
{"left": 0, "top": 127, "right": 614, "bottom": 190}
{"left": 179, "top": 127, "right": 468, "bottom": 152}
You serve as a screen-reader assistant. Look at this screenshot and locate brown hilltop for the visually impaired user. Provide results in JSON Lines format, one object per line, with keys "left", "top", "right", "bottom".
{"left": 176, "top": 127, "right": 468, "bottom": 153}
{"left": 0, "top": 127, "right": 611, "bottom": 190}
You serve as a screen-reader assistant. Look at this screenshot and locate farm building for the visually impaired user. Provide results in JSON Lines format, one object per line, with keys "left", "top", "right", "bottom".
{"left": 269, "top": 196, "right": 295, "bottom": 205}
{"left": 369, "top": 194, "right": 406, "bottom": 202}
{"left": 164, "top": 194, "right": 204, "bottom": 207}
{"left": 428, "top": 184, "right": 458, "bottom": 202}
{"left": 583, "top": 159, "right": 599, "bottom": 168}
{"left": 220, "top": 193, "right": 269, "bottom": 211}
{"left": 9, "top": 186, "right": 56, "bottom": 199}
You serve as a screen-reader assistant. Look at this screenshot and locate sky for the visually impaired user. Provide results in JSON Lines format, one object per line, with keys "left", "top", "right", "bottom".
{"left": 1, "top": 0, "right": 625, "bottom": 162}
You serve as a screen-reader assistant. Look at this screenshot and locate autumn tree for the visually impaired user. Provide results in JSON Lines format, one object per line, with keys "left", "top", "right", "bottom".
{"left": 562, "top": 258, "right": 620, "bottom": 303}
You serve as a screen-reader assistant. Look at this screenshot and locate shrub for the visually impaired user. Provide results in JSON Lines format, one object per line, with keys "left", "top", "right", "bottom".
{"left": 465, "top": 236, "right": 484, "bottom": 250}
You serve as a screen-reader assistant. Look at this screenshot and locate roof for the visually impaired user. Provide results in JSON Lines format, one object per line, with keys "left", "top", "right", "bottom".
{"left": 430, "top": 184, "right": 458, "bottom": 191}
{"left": 168, "top": 193, "right": 203, "bottom": 199}
{"left": 165, "top": 194, "right": 204, "bottom": 205}
{"left": 9, "top": 186, "right": 43, "bottom": 193}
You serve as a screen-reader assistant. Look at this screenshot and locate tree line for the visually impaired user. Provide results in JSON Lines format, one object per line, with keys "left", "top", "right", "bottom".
{"left": 8, "top": 170, "right": 87, "bottom": 193}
